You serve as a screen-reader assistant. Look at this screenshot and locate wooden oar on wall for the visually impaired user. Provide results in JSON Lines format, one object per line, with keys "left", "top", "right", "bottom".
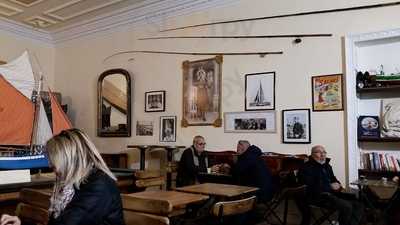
{"left": 160, "top": 1, "right": 400, "bottom": 32}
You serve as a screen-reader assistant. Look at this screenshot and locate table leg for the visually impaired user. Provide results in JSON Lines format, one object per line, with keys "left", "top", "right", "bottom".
{"left": 166, "top": 148, "right": 173, "bottom": 190}
{"left": 140, "top": 148, "right": 146, "bottom": 170}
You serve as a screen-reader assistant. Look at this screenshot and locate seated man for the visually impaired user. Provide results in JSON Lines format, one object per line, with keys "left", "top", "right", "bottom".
{"left": 298, "top": 145, "right": 363, "bottom": 225}
{"left": 176, "top": 135, "right": 208, "bottom": 187}
{"left": 230, "top": 140, "right": 274, "bottom": 203}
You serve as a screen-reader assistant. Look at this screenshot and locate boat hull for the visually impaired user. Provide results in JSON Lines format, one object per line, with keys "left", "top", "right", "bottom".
{"left": 0, "top": 154, "right": 49, "bottom": 169}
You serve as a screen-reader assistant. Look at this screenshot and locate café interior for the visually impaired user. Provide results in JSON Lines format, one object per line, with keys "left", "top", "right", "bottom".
{"left": 1, "top": 0, "right": 400, "bottom": 224}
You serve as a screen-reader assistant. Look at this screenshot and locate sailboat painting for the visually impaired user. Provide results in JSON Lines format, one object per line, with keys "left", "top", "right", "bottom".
{"left": 0, "top": 52, "right": 72, "bottom": 170}
{"left": 245, "top": 72, "right": 275, "bottom": 111}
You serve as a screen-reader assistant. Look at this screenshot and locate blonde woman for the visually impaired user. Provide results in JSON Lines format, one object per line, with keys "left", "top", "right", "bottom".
{"left": 1, "top": 129, "right": 125, "bottom": 225}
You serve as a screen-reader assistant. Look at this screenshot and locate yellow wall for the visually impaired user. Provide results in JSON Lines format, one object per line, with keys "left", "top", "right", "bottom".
{"left": 52, "top": 0, "right": 400, "bottom": 183}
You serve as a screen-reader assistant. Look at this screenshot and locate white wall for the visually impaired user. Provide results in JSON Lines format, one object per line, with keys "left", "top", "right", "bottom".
{"left": 0, "top": 31, "right": 55, "bottom": 86}
{"left": 53, "top": 0, "right": 400, "bottom": 184}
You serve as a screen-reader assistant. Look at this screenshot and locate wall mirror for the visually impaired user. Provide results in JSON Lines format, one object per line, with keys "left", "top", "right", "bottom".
{"left": 98, "top": 68, "right": 131, "bottom": 137}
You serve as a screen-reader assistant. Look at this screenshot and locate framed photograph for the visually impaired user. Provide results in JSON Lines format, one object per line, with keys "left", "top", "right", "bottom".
{"left": 245, "top": 72, "right": 275, "bottom": 111}
{"left": 182, "top": 56, "right": 222, "bottom": 127}
{"left": 224, "top": 111, "right": 276, "bottom": 133}
{"left": 145, "top": 90, "right": 165, "bottom": 112}
{"left": 160, "top": 116, "right": 177, "bottom": 142}
{"left": 312, "top": 74, "right": 344, "bottom": 111}
{"left": 381, "top": 98, "right": 400, "bottom": 137}
{"left": 136, "top": 121, "right": 153, "bottom": 136}
{"left": 282, "top": 109, "right": 311, "bottom": 144}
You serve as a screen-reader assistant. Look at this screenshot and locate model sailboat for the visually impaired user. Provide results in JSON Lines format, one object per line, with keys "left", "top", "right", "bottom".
{"left": 0, "top": 52, "right": 72, "bottom": 169}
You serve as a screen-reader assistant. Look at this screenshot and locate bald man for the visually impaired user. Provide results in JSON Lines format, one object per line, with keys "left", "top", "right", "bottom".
{"left": 298, "top": 145, "right": 363, "bottom": 225}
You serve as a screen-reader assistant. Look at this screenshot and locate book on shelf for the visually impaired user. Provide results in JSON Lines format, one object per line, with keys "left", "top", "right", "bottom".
{"left": 361, "top": 152, "right": 400, "bottom": 172}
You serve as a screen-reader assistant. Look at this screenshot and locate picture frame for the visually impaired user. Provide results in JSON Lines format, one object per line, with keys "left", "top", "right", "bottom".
{"left": 224, "top": 111, "right": 276, "bottom": 133}
{"left": 381, "top": 98, "right": 400, "bottom": 137}
{"left": 145, "top": 90, "right": 165, "bottom": 112}
{"left": 136, "top": 121, "right": 153, "bottom": 136}
{"left": 312, "top": 74, "right": 344, "bottom": 111}
{"left": 160, "top": 116, "right": 177, "bottom": 142}
{"left": 182, "top": 55, "right": 222, "bottom": 127}
{"left": 245, "top": 72, "right": 275, "bottom": 111}
{"left": 282, "top": 109, "right": 311, "bottom": 144}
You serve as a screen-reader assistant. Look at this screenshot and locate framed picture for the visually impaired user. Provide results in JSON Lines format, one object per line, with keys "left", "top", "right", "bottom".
{"left": 381, "top": 98, "right": 400, "bottom": 137}
{"left": 136, "top": 121, "right": 153, "bottom": 136}
{"left": 282, "top": 109, "right": 311, "bottom": 144}
{"left": 145, "top": 90, "right": 165, "bottom": 112}
{"left": 182, "top": 55, "right": 222, "bottom": 127}
{"left": 224, "top": 111, "right": 276, "bottom": 133}
{"left": 245, "top": 72, "right": 275, "bottom": 111}
{"left": 312, "top": 74, "right": 344, "bottom": 111}
{"left": 160, "top": 116, "right": 177, "bottom": 142}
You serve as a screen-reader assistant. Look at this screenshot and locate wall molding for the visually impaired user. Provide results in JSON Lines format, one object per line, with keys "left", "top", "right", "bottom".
{"left": 0, "top": 0, "right": 239, "bottom": 45}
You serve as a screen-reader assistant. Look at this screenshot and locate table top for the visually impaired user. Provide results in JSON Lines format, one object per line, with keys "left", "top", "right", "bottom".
{"left": 127, "top": 145, "right": 186, "bottom": 149}
{"left": 175, "top": 183, "right": 259, "bottom": 198}
{"left": 0, "top": 174, "right": 55, "bottom": 194}
{"left": 351, "top": 179, "right": 398, "bottom": 200}
{"left": 351, "top": 179, "right": 398, "bottom": 188}
{"left": 123, "top": 190, "right": 209, "bottom": 216}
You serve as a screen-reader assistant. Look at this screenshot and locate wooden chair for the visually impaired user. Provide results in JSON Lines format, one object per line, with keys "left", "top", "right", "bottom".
{"left": 16, "top": 188, "right": 52, "bottom": 225}
{"left": 121, "top": 194, "right": 174, "bottom": 216}
{"left": 211, "top": 196, "right": 256, "bottom": 224}
{"left": 124, "top": 210, "right": 169, "bottom": 225}
{"left": 134, "top": 170, "right": 165, "bottom": 190}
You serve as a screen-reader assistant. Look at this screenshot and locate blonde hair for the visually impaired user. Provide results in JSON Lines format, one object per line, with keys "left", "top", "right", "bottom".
{"left": 46, "top": 128, "right": 116, "bottom": 189}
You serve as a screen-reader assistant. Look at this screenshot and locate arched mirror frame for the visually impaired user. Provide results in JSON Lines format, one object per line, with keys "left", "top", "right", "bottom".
{"left": 97, "top": 68, "right": 132, "bottom": 137}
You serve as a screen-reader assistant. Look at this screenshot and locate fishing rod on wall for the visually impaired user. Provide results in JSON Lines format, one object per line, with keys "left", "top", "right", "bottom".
{"left": 138, "top": 33, "right": 332, "bottom": 41}
{"left": 160, "top": 1, "right": 400, "bottom": 32}
{"left": 103, "top": 50, "right": 283, "bottom": 63}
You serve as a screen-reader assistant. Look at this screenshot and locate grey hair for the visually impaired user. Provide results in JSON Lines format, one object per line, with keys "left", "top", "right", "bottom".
{"left": 238, "top": 140, "right": 250, "bottom": 146}
{"left": 311, "top": 145, "right": 325, "bottom": 154}
{"left": 46, "top": 128, "right": 116, "bottom": 189}
{"left": 192, "top": 135, "right": 205, "bottom": 145}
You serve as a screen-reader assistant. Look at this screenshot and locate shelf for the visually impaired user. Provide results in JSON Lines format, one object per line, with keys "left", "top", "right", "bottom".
{"left": 358, "top": 137, "right": 400, "bottom": 142}
{"left": 358, "top": 169, "right": 400, "bottom": 178}
{"left": 357, "top": 85, "right": 400, "bottom": 93}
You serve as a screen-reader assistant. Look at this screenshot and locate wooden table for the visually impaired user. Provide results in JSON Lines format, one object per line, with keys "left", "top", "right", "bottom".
{"left": 175, "top": 183, "right": 259, "bottom": 198}
{"left": 122, "top": 190, "right": 209, "bottom": 217}
{"left": 0, "top": 175, "right": 54, "bottom": 201}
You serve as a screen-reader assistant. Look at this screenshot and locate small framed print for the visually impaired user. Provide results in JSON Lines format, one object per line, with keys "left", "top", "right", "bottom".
{"left": 136, "top": 121, "right": 154, "bottom": 136}
{"left": 160, "top": 116, "right": 176, "bottom": 142}
{"left": 282, "top": 109, "right": 311, "bottom": 144}
{"left": 357, "top": 116, "right": 380, "bottom": 139}
{"left": 145, "top": 90, "right": 165, "bottom": 112}
{"left": 312, "top": 74, "right": 344, "bottom": 111}
{"left": 224, "top": 111, "right": 276, "bottom": 133}
{"left": 245, "top": 72, "right": 275, "bottom": 111}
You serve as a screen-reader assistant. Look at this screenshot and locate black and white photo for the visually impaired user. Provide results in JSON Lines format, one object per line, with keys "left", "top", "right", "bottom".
{"left": 136, "top": 121, "right": 153, "bottom": 136}
{"left": 245, "top": 72, "right": 275, "bottom": 111}
{"left": 224, "top": 111, "right": 276, "bottom": 133}
{"left": 145, "top": 91, "right": 165, "bottom": 112}
{"left": 282, "top": 109, "right": 311, "bottom": 143}
{"left": 160, "top": 116, "right": 176, "bottom": 142}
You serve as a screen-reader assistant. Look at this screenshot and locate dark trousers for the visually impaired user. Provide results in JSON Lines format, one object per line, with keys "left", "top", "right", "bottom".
{"left": 299, "top": 192, "right": 364, "bottom": 225}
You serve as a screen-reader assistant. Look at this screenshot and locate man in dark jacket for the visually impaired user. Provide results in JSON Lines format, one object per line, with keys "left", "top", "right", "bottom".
{"left": 231, "top": 140, "right": 274, "bottom": 203}
{"left": 298, "top": 145, "right": 363, "bottom": 225}
{"left": 176, "top": 135, "right": 208, "bottom": 187}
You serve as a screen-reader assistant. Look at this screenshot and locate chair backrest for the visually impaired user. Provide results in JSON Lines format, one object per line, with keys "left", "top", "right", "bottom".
{"left": 211, "top": 196, "right": 256, "bottom": 217}
{"left": 124, "top": 210, "right": 169, "bottom": 225}
{"left": 19, "top": 188, "right": 52, "bottom": 209}
{"left": 122, "top": 194, "right": 173, "bottom": 216}
{"left": 16, "top": 202, "right": 49, "bottom": 225}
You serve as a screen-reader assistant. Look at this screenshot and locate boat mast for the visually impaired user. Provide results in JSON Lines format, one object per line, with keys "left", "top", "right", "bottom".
{"left": 30, "top": 76, "right": 43, "bottom": 153}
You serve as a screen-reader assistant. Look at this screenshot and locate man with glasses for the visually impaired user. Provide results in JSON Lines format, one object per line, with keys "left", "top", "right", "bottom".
{"left": 176, "top": 135, "right": 208, "bottom": 187}
{"left": 298, "top": 145, "right": 363, "bottom": 225}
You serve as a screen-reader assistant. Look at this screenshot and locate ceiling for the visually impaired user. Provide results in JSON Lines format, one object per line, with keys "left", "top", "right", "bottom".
{"left": 0, "top": 0, "right": 150, "bottom": 31}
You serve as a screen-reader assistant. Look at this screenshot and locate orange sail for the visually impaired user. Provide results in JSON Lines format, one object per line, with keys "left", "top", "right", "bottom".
{"left": 0, "top": 75, "right": 34, "bottom": 145}
{"left": 49, "top": 90, "right": 72, "bottom": 135}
